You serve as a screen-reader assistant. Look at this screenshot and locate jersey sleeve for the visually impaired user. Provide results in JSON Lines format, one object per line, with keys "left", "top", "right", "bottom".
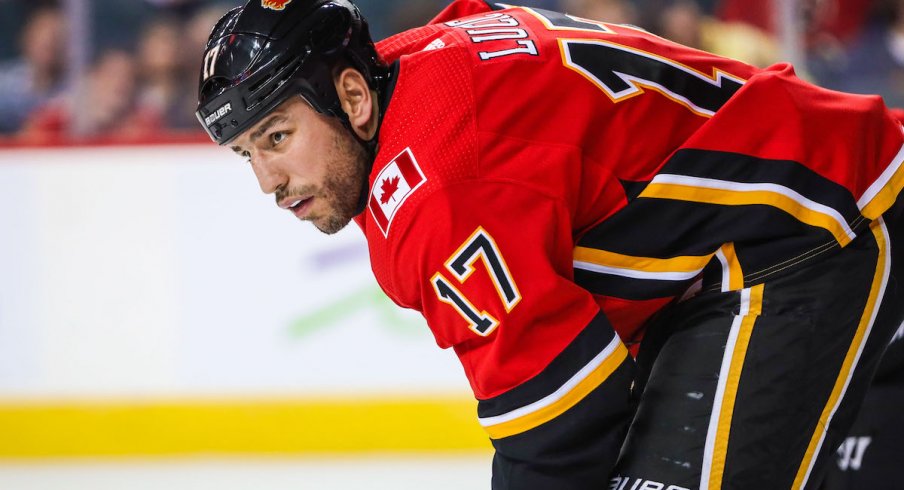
{"left": 386, "top": 178, "right": 634, "bottom": 488}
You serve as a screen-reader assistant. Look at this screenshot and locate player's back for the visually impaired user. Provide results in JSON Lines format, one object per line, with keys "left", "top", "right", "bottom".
{"left": 370, "top": 3, "right": 904, "bottom": 343}
{"left": 378, "top": 5, "right": 760, "bottom": 235}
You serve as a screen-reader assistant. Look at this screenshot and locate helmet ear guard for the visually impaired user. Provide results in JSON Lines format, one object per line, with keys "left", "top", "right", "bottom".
{"left": 195, "top": 0, "right": 388, "bottom": 145}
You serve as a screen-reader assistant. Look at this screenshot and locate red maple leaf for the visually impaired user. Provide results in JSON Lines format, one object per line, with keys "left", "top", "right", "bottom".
{"left": 379, "top": 176, "right": 401, "bottom": 205}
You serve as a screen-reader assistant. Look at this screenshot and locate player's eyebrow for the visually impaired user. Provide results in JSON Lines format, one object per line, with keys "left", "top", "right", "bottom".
{"left": 230, "top": 114, "right": 290, "bottom": 154}
{"left": 249, "top": 114, "right": 288, "bottom": 142}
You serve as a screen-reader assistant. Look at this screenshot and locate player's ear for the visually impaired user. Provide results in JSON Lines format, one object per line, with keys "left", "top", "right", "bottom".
{"left": 335, "top": 67, "right": 377, "bottom": 141}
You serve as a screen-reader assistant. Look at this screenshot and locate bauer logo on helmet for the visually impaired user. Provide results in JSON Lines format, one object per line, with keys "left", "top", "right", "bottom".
{"left": 261, "top": 0, "right": 292, "bottom": 11}
{"left": 204, "top": 102, "right": 232, "bottom": 128}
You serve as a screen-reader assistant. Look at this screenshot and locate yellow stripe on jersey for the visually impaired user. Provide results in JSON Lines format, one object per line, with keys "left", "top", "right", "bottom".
{"left": 479, "top": 337, "right": 629, "bottom": 439}
{"left": 715, "top": 242, "right": 745, "bottom": 291}
{"left": 573, "top": 247, "right": 712, "bottom": 281}
{"left": 858, "top": 141, "right": 904, "bottom": 220}
{"left": 792, "top": 219, "right": 891, "bottom": 489}
{"left": 702, "top": 284, "right": 762, "bottom": 490}
{"left": 640, "top": 177, "right": 856, "bottom": 247}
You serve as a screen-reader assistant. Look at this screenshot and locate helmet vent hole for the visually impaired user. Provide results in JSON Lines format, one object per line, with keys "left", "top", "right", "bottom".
{"left": 274, "top": 59, "right": 294, "bottom": 76}
{"left": 248, "top": 79, "right": 266, "bottom": 94}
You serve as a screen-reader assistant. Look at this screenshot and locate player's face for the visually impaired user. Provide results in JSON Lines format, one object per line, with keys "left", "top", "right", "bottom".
{"left": 229, "top": 96, "right": 369, "bottom": 235}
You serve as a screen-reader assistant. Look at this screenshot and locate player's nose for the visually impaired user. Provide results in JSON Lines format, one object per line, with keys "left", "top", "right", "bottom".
{"left": 250, "top": 154, "right": 286, "bottom": 195}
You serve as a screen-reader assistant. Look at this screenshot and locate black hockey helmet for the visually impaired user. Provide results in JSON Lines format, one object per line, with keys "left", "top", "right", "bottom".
{"left": 195, "top": 0, "right": 388, "bottom": 145}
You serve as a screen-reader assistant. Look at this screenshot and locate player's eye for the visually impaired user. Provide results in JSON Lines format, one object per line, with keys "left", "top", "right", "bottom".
{"left": 270, "top": 131, "right": 287, "bottom": 146}
{"left": 241, "top": 151, "right": 251, "bottom": 163}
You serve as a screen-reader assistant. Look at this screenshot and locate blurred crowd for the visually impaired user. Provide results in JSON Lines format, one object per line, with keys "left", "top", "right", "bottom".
{"left": 0, "top": 0, "right": 903, "bottom": 144}
{"left": 0, "top": 0, "right": 233, "bottom": 143}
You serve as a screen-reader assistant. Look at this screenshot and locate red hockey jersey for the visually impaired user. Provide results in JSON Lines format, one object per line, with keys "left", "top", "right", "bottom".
{"left": 354, "top": 0, "right": 904, "bottom": 437}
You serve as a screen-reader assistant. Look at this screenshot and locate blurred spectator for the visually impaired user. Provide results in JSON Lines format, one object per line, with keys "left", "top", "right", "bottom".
{"left": 135, "top": 16, "right": 197, "bottom": 129}
{"left": 562, "top": 0, "right": 639, "bottom": 25}
{"left": 0, "top": 6, "right": 67, "bottom": 134}
{"left": 658, "top": 0, "right": 705, "bottom": 47}
{"left": 811, "top": 0, "right": 904, "bottom": 108}
{"left": 717, "top": 0, "right": 872, "bottom": 45}
{"left": 84, "top": 50, "right": 144, "bottom": 135}
{"left": 21, "top": 49, "right": 160, "bottom": 142}
{"left": 656, "top": 0, "right": 780, "bottom": 67}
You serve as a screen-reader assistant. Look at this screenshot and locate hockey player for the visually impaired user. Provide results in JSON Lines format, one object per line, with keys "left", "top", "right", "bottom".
{"left": 195, "top": 1, "right": 904, "bottom": 488}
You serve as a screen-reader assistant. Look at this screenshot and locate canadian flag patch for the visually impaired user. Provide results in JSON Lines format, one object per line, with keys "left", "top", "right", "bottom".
{"left": 369, "top": 148, "right": 427, "bottom": 237}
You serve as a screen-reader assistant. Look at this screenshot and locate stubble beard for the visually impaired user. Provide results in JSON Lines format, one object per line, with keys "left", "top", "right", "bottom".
{"left": 312, "top": 124, "right": 370, "bottom": 235}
